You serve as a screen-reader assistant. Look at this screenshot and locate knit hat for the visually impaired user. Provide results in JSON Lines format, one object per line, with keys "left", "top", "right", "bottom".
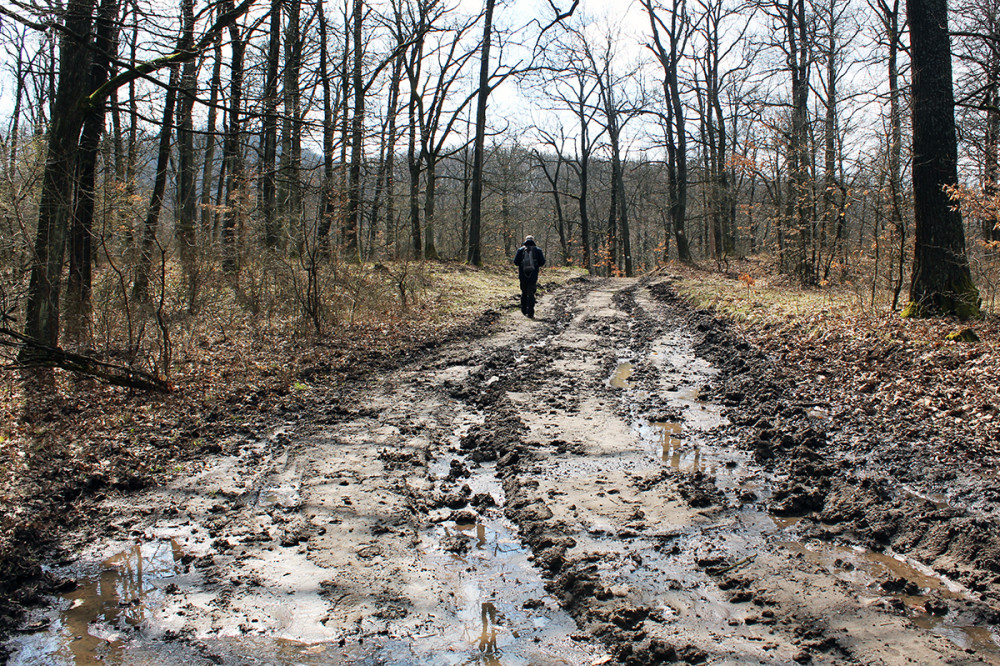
{"left": 525, "top": 235, "right": 534, "bottom": 243}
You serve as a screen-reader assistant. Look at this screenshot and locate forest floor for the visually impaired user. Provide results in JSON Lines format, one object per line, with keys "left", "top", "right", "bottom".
{"left": 3, "top": 263, "right": 1000, "bottom": 665}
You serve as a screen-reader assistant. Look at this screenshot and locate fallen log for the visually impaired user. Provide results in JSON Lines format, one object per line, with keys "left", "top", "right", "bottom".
{"left": 0, "top": 327, "right": 171, "bottom": 392}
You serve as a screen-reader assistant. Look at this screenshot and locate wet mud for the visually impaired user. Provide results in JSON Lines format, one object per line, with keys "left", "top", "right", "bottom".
{"left": 6, "top": 276, "right": 1000, "bottom": 664}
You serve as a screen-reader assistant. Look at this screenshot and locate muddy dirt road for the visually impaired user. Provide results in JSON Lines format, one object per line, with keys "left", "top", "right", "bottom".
{"left": 6, "top": 277, "right": 1000, "bottom": 664}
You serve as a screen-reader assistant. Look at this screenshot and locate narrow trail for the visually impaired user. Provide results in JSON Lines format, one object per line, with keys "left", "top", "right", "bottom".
{"left": 7, "top": 277, "right": 999, "bottom": 665}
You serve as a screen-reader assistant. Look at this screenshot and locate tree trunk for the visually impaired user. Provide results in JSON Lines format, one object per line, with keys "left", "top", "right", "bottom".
{"left": 21, "top": 0, "right": 98, "bottom": 355}
{"left": 903, "top": 0, "right": 980, "bottom": 317}
{"left": 261, "top": 0, "right": 282, "bottom": 247}
{"left": 880, "top": 0, "right": 907, "bottom": 308}
{"left": 176, "top": 0, "right": 200, "bottom": 310}
{"left": 423, "top": 151, "right": 440, "bottom": 260}
{"left": 221, "top": 9, "right": 245, "bottom": 275}
{"left": 371, "top": 48, "right": 402, "bottom": 258}
{"left": 66, "top": 0, "right": 119, "bottom": 346}
{"left": 467, "top": 0, "right": 496, "bottom": 266}
{"left": 282, "top": 0, "right": 302, "bottom": 248}
{"left": 579, "top": 126, "right": 593, "bottom": 271}
{"left": 344, "top": 0, "right": 364, "bottom": 260}
{"left": 200, "top": 34, "right": 223, "bottom": 239}
{"left": 645, "top": 0, "right": 693, "bottom": 263}
{"left": 787, "top": 0, "right": 813, "bottom": 283}
{"left": 316, "top": 0, "right": 336, "bottom": 255}
{"left": 133, "top": 63, "right": 180, "bottom": 304}
{"left": 983, "top": 47, "right": 1000, "bottom": 243}
{"left": 408, "top": 92, "right": 422, "bottom": 258}
{"left": 536, "top": 151, "right": 569, "bottom": 264}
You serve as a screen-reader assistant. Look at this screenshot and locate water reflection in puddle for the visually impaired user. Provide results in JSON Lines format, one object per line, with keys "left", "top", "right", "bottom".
{"left": 8, "top": 540, "right": 189, "bottom": 665}
{"left": 440, "top": 522, "right": 527, "bottom": 562}
{"left": 418, "top": 455, "right": 596, "bottom": 664}
{"left": 636, "top": 420, "right": 741, "bottom": 488}
{"left": 258, "top": 484, "right": 300, "bottom": 509}
{"left": 784, "top": 541, "right": 1000, "bottom": 656}
{"left": 609, "top": 362, "right": 633, "bottom": 389}
{"left": 473, "top": 602, "right": 499, "bottom": 660}
{"left": 454, "top": 522, "right": 490, "bottom": 551}
{"left": 646, "top": 422, "right": 717, "bottom": 475}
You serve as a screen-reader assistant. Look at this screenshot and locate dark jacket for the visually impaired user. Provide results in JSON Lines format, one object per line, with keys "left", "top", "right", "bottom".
{"left": 514, "top": 241, "right": 546, "bottom": 281}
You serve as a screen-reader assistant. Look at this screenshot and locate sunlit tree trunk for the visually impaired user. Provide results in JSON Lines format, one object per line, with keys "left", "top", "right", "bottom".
{"left": 176, "top": 0, "right": 200, "bottom": 310}
{"left": 467, "top": 0, "right": 495, "bottom": 266}
{"left": 281, "top": 0, "right": 302, "bottom": 249}
{"left": 21, "top": 0, "right": 98, "bottom": 355}
{"left": 66, "top": 0, "right": 119, "bottom": 345}
{"left": 645, "top": 0, "right": 693, "bottom": 263}
{"left": 200, "top": 34, "right": 223, "bottom": 239}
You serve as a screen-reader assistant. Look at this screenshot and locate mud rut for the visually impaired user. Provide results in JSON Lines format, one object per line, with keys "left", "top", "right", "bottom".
{"left": 7, "top": 278, "right": 1000, "bottom": 665}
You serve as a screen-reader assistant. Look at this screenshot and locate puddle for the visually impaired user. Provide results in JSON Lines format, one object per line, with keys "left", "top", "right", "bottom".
{"left": 258, "top": 484, "right": 301, "bottom": 509}
{"left": 454, "top": 522, "right": 491, "bottom": 551}
{"left": 472, "top": 602, "right": 499, "bottom": 659}
{"left": 7, "top": 539, "right": 193, "bottom": 665}
{"left": 784, "top": 541, "right": 1000, "bottom": 656}
{"left": 609, "top": 362, "right": 633, "bottom": 389}
{"left": 437, "top": 521, "right": 528, "bottom": 563}
{"left": 903, "top": 486, "right": 951, "bottom": 510}
{"left": 770, "top": 515, "right": 803, "bottom": 530}
{"left": 785, "top": 542, "right": 968, "bottom": 603}
{"left": 644, "top": 421, "right": 721, "bottom": 475}
{"left": 418, "top": 460, "right": 598, "bottom": 664}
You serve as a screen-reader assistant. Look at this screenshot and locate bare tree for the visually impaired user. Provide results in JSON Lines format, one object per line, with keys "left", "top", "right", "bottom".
{"left": 644, "top": 0, "right": 695, "bottom": 263}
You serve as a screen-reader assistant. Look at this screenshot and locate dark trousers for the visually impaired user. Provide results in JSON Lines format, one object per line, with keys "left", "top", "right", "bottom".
{"left": 520, "top": 277, "right": 537, "bottom": 317}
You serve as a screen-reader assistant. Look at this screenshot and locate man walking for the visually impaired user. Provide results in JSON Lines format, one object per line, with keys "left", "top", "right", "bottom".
{"left": 514, "top": 235, "right": 545, "bottom": 318}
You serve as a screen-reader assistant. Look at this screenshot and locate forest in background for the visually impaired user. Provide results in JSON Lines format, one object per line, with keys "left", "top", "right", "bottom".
{"left": 0, "top": 0, "right": 997, "bottom": 385}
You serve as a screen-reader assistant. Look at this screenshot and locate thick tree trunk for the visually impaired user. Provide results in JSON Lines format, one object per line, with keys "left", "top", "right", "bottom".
{"left": 21, "top": 0, "right": 98, "bottom": 355}
{"left": 645, "top": 0, "right": 692, "bottom": 263}
{"left": 66, "top": 0, "right": 119, "bottom": 345}
{"left": 787, "top": 0, "right": 814, "bottom": 283}
{"left": 903, "top": 0, "right": 981, "bottom": 318}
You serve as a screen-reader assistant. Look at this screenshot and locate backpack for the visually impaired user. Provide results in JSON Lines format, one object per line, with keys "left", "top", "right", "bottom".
{"left": 521, "top": 246, "right": 536, "bottom": 272}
